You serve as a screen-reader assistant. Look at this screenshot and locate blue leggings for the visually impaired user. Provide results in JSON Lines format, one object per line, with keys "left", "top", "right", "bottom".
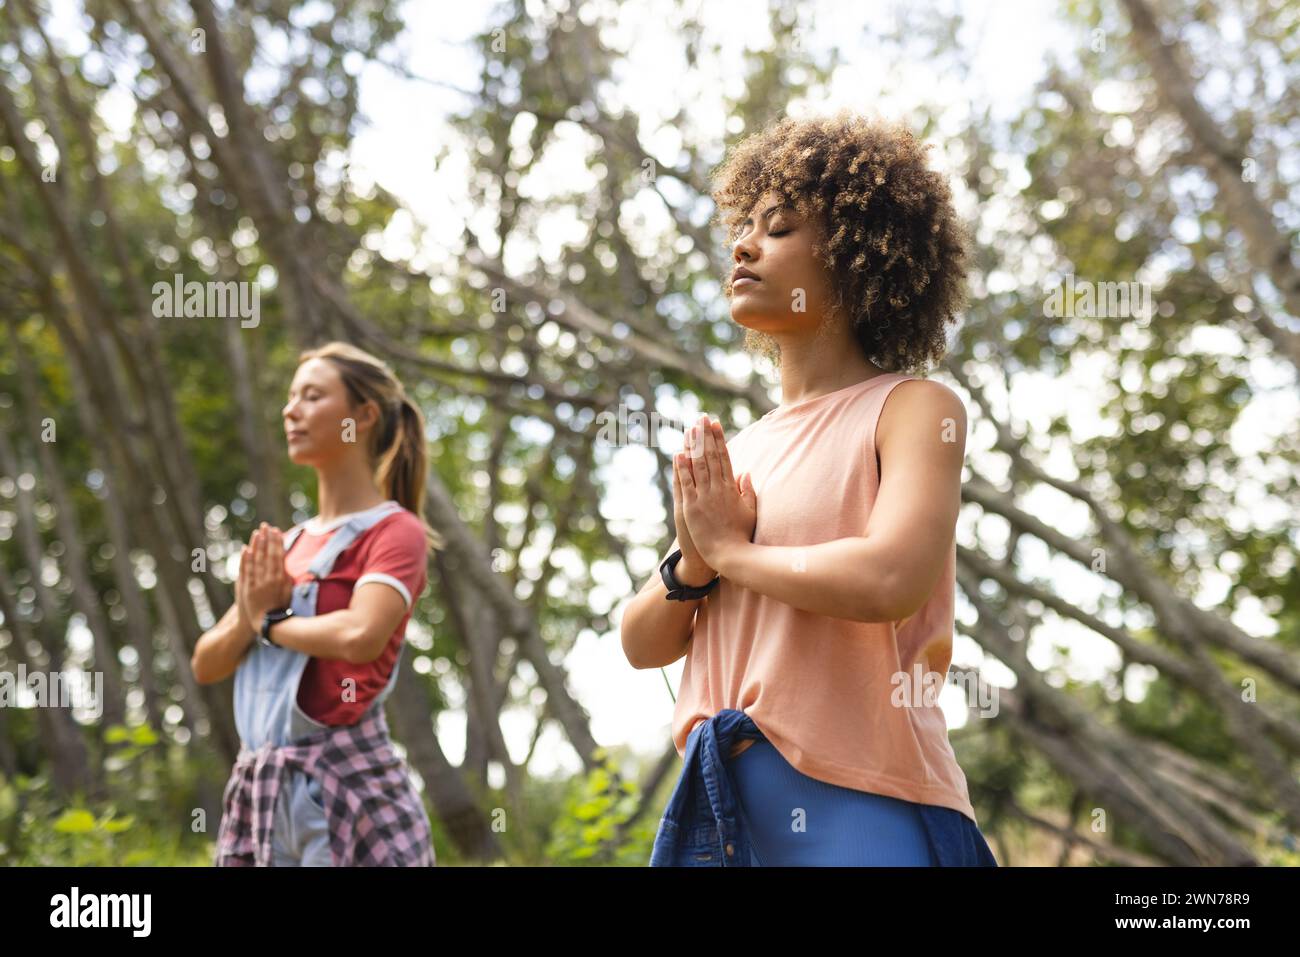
{"left": 728, "top": 739, "right": 937, "bottom": 866}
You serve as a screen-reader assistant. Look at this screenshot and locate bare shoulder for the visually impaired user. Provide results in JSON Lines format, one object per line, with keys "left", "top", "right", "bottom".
{"left": 876, "top": 377, "right": 968, "bottom": 456}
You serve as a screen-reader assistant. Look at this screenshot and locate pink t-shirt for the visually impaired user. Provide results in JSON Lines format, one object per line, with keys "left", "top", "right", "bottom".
{"left": 670, "top": 372, "right": 978, "bottom": 823}
{"left": 284, "top": 503, "right": 428, "bottom": 725}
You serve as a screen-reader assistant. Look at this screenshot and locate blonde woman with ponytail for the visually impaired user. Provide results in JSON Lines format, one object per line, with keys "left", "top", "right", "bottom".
{"left": 194, "top": 342, "right": 440, "bottom": 866}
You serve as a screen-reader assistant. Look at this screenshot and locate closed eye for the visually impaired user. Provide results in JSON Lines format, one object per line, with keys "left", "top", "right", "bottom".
{"left": 729, "top": 225, "right": 791, "bottom": 244}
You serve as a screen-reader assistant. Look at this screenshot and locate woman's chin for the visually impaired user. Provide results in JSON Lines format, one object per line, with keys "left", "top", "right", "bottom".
{"left": 729, "top": 301, "right": 763, "bottom": 326}
{"left": 729, "top": 305, "right": 784, "bottom": 332}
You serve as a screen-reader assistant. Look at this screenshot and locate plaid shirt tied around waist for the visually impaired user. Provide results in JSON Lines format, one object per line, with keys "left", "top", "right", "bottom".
{"left": 215, "top": 709, "right": 433, "bottom": 867}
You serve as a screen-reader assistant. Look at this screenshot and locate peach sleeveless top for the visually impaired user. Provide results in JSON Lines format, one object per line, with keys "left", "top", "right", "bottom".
{"left": 670, "top": 372, "right": 977, "bottom": 823}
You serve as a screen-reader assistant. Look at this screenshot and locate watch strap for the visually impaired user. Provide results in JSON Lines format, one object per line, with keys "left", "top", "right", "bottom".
{"left": 659, "top": 548, "right": 720, "bottom": 601}
{"left": 259, "top": 607, "right": 294, "bottom": 647}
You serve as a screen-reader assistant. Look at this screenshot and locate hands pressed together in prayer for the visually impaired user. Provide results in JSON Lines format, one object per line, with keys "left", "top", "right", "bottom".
{"left": 235, "top": 522, "right": 295, "bottom": 634}
{"left": 671, "top": 413, "right": 758, "bottom": 586}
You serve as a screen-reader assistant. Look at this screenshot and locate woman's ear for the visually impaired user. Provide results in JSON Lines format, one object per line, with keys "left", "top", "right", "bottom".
{"left": 358, "top": 397, "right": 381, "bottom": 434}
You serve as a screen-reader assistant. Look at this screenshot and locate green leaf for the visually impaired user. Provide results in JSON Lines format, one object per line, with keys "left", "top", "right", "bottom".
{"left": 130, "top": 725, "right": 159, "bottom": 746}
{"left": 53, "top": 809, "right": 97, "bottom": 834}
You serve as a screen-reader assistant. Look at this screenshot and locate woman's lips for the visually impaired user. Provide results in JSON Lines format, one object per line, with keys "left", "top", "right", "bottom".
{"left": 733, "top": 277, "right": 761, "bottom": 291}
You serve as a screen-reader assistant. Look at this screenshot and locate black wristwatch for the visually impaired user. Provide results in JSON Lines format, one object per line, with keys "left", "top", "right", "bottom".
{"left": 659, "top": 549, "right": 720, "bottom": 601}
{"left": 259, "top": 607, "right": 295, "bottom": 647}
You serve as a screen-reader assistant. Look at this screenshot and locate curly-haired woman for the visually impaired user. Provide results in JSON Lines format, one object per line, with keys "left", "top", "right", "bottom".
{"left": 623, "top": 111, "right": 997, "bottom": 866}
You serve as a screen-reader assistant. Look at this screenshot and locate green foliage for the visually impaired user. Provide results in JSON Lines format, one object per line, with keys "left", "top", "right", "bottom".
{"left": 544, "top": 747, "right": 660, "bottom": 866}
{"left": 0, "top": 721, "right": 214, "bottom": 866}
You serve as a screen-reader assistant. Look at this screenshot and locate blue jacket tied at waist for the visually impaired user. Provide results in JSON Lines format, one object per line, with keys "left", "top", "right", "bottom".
{"left": 649, "top": 708, "right": 997, "bottom": 867}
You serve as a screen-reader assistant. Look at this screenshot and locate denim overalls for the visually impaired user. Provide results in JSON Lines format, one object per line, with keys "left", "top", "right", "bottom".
{"left": 649, "top": 708, "right": 998, "bottom": 867}
{"left": 231, "top": 502, "right": 409, "bottom": 865}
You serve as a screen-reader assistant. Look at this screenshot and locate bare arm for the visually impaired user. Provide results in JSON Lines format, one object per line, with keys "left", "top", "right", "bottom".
{"left": 192, "top": 523, "right": 418, "bottom": 681}
{"left": 193, "top": 524, "right": 282, "bottom": 685}
{"left": 191, "top": 601, "right": 257, "bottom": 685}
{"left": 262, "top": 582, "right": 408, "bottom": 665}
{"left": 619, "top": 538, "right": 715, "bottom": 670}
{"left": 191, "top": 580, "right": 410, "bottom": 683}
{"left": 708, "top": 380, "right": 967, "bottom": 623}
{"left": 622, "top": 417, "right": 734, "bottom": 670}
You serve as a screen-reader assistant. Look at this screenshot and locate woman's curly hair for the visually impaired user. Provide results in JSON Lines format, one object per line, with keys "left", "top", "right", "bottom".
{"left": 711, "top": 110, "right": 970, "bottom": 374}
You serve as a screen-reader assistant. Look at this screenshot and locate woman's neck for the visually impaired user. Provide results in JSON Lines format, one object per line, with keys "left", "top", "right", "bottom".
{"left": 773, "top": 315, "right": 886, "bottom": 405}
{"left": 313, "top": 455, "right": 387, "bottom": 526}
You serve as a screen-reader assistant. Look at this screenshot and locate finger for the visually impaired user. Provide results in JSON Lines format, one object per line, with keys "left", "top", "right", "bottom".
{"left": 273, "top": 532, "right": 291, "bottom": 582}
{"left": 253, "top": 529, "right": 267, "bottom": 579}
{"left": 272, "top": 533, "right": 291, "bottom": 601}
{"left": 687, "top": 420, "right": 705, "bottom": 465}
{"left": 695, "top": 418, "right": 713, "bottom": 489}
{"left": 741, "top": 472, "right": 757, "bottom": 510}
{"left": 704, "top": 415, "right": 724, "bottom": 488}
{"left": 269, "top": 536, "right": 284, "bottom": 579}
{"left": 676, "top": 452, "right": 695, "bottom": 492}
{"left": 710, "top": 418, "right": 734, "bottom": 486}
{"left": 671, "top": 454, "right": 684, "bottom": 509}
